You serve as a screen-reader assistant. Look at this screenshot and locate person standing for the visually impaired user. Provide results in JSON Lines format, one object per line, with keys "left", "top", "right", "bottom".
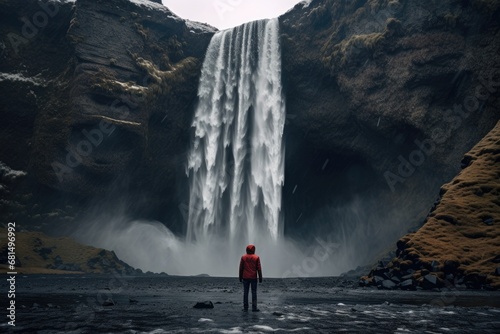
{"left": 239, "top": 244, "right": 263, "bottom": 312}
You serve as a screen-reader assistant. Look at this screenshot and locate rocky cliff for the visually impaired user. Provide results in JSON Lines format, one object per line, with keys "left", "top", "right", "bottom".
{"left": 360, "top": 120, "right": 500, "bottom": 290}
{"left": 0, "top": 0, "right": 215, "bottom": 233}
{"left": 279, "top": 0, "right": 499, "bottom": 259}
{"left": 0, "top": 0, "right": 499, "bottom": 275}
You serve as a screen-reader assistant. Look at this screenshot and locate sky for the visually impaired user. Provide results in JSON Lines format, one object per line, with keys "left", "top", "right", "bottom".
{"left": 161, "top": 0, "right": 306, "bottom": 30}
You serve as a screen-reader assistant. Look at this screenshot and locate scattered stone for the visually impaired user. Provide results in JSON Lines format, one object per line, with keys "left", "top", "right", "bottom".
{"left": 430, "top": 260, "right": 440, "bottom": 272}
{"left": 32, "top": 303, "right": 40, "bottom": 309}
{"left": 102, "top": 299, "right": 115, "bottom": 306}
{"left": 400, "top": 273, "right": 413, "bottom": 281}
{"left": 358, "top": 278, "right": 370, "bottom": 287}
{"left": 272, "top": 311, "right": 284, "bottom": 316}
{"left": 215, "top": 301, "right": 222, "bottom": 304}
{"left": 129, "top": 298, "right": 138, "bottom": 304}
{"left": 193, "top": 301, "right": 214, "bottom": 309}
{"left": 381, "top": 271, "right": 393, "bottom": 280}
{"left": 496, "top": 268, "right": 500, "bottom": 276}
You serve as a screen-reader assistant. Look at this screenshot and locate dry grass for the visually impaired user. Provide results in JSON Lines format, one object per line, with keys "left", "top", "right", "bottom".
{"left": 0, "top": 264, "right": 82, "bottom": 275}
{"left": 398, "top": 121, "right": 500, "bottom": 288}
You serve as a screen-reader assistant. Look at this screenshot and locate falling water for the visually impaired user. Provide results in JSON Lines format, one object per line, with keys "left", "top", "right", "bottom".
{"left": 187, "top": 18, "right": 286, "bottom": 245}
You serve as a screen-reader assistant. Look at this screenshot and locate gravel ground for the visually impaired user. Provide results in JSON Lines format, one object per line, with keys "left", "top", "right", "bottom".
{"left": 1, "top": 275, "right": 500, "bottom": 333}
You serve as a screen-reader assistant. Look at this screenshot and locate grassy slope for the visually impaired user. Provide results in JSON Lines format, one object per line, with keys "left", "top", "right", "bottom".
{"left": 393, "top": 121, "right": 500, "bottom": 288}
{"left": 0, "top": 228, "right": 134, "bottom": 274}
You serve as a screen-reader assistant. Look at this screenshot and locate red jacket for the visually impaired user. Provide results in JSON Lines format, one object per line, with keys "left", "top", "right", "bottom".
{"left": 239, "top": 244, "right": 262, "bottom": 280}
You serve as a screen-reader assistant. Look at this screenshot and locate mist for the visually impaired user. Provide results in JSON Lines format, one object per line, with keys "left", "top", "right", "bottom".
{"left": 71, "top": 190, "right": 416, "bottom": 278}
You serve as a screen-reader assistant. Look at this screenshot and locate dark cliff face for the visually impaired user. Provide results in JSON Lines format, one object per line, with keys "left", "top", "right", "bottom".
{"left": 279, "top": 0, "right": 500, "bottom": 254}
{"left": 0, "top": 0, "right": 214, "bottom": 231}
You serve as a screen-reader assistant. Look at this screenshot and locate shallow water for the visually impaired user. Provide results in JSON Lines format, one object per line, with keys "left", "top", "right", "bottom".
{"left": 2, "top": 276, "right": 499, "bottom": 333}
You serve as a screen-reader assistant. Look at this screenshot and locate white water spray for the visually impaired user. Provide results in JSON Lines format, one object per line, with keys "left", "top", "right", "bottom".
{"left": 187, "top": 18, "right": 286, "bottom": 245}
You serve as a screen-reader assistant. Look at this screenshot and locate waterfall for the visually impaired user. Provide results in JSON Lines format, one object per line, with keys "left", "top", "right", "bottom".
{"left": 78, "top": 18, "right": 301, "bottom": 278}
{"left": 187, "top": 18, "right": 286, "bottom": 245}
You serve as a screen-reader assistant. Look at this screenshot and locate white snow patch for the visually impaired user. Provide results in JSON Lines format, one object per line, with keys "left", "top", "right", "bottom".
{"left": 185, "top": 20, "right": 218, "bottom": 34}
{"left": 128, "top": 0, "right": 170, "bottom": 13}
{"left": 285, "top": 0, "right": 313, "bottom": 14}
{"left": 112, "top": 80, "right": 148, "bottom": 93}
{"left": 301, "top": 0, "right": 313, "bottom": 8}
{"left": 0, "top": 72, "right": 45, "bottom": 86}
{"left": 90, "top": 115, "right": 141, "bottom": 127}
{"left": 197, "top": 318, "right": 214, "bottom": 322}
{"left": 127, "top": 0, "right": 216, "bottom": 34}
{"left": 0, "top": 161, "right": 27, "bottom": 181}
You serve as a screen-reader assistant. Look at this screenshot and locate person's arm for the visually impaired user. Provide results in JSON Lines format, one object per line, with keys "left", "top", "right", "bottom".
{"left": 257, "top": 257, "right": 262, "bottom": 283}
{"left": 239, "top": 257, "right": 244, "bottom": 282}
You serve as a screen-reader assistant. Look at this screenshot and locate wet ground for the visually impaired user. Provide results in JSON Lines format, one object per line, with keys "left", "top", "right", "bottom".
{"left": 1, "top": 275, "right": 500, "bottom": 333}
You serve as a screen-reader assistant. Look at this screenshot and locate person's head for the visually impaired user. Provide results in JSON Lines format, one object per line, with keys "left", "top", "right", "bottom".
{"left": 246, "top": 244, "right": 256, "bottom": 254}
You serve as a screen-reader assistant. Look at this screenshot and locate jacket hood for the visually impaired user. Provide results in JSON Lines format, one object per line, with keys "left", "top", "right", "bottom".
{"left": 246, "top": 244, "right": 256, "bottom": 254}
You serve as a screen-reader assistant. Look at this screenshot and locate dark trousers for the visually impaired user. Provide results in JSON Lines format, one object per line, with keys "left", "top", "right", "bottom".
{"left": 242, "top": 279, "right": 257, "bottom": 310}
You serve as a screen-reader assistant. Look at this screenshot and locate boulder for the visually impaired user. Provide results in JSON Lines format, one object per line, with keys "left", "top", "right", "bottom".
{"left": 372, "top": 276, "right": 385, "bottom": 285}
{"left": 193, "top": 301, "right": 214, "bottom": 309}
{"left": 400, "top": 279, "right": 416, "bottom": 291}
{"left": 464, "top": 273, "right": 487, "bottom": 289}
{"left": 380, "top": 280, "right": 396, "bottom": 290}
{"left": 482, "top": 217, "right": 494, "bottom": 226}
{"left": 102, "top": 299, "right": 115, "bottom": 306}
{"left": 422, "top": 274, "right": 439, "bottom": 289}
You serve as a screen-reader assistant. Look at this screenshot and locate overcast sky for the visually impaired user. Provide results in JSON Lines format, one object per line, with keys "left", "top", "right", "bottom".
{"left": 161, "top": 0, "right": 306, "bottom": 30}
